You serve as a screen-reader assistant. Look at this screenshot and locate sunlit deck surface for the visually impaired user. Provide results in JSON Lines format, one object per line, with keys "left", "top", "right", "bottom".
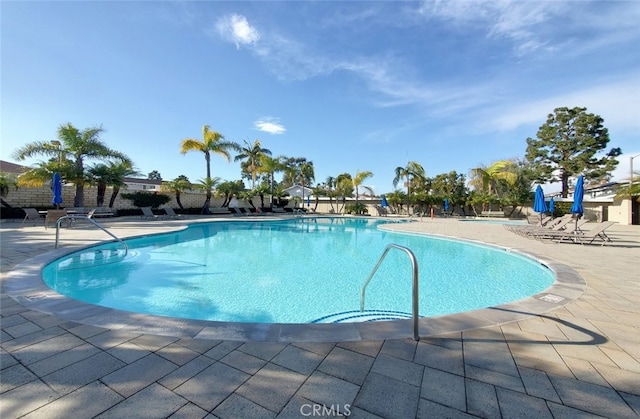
{"left": 2, "top": 215, "right": 639, "bottom": 418}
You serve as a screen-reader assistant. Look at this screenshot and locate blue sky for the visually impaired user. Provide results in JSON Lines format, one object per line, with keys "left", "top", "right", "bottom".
{"left": 2, "top": 1, "right": 639, "bottom": 194}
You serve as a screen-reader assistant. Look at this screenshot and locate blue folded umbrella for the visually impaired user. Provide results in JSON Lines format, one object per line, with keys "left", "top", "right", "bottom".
{"left": 52, "top": 172, "right": 63, "bottom": 208}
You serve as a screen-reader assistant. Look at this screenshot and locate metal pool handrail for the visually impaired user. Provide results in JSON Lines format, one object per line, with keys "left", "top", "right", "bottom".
{"left": 361, "top": 243, "right": 420, "bottom": 341}
{"left": 55, "top": 215, "right": 128, "bottom": 255}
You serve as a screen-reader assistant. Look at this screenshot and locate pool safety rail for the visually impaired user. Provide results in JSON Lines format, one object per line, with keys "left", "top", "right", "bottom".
{"left": 55, "top": 215, "right": 128, "bottom": 255}
{"left": 361, "top": 243, "right": 420, "bottom": 341}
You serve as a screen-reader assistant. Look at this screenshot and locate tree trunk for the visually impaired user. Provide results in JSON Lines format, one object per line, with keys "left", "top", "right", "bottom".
{"left": 96, "top": 184, "right": 106, "bottom": 207}
{"left": 108, "top": 187, "right": 120, "bottom": 208}
{"left": 74, "top": 184, "right": 85, "bottom": 207}
{"left": 201, "top": 196, "right": 211, "bottom": 214}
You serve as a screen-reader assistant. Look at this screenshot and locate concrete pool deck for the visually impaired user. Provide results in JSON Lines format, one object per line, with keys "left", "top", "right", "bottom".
{"left": 1, "top": 215, "right": 639, "bottom": 417}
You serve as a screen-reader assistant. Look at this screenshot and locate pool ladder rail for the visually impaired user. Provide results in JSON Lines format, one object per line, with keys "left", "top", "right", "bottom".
{"left": 361, "top": 243, "right": 420, "bottom": 341}
{"left": 54, "top": 215, "right": 128, "bottom": 256}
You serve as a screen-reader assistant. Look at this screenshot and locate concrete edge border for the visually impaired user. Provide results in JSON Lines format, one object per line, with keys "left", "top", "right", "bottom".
{"left": 4, "top": 222, "right": 587, "bottom": 342}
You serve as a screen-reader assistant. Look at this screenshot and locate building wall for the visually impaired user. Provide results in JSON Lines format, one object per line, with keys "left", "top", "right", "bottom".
{"left": 606, "top": 197, "right": 631, "bottom": 225}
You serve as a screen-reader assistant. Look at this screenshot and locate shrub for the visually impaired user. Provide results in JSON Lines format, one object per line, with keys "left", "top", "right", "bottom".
{"left": 120, "top": 192, "right": 170, "bottom": 208}
{"left": 345, "top": 203, "right": 368, "bottom": 215}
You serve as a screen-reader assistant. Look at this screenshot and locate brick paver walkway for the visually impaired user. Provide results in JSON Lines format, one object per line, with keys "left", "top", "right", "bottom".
{"left": 1, "top": 216, "right": 639, "bottom": 418}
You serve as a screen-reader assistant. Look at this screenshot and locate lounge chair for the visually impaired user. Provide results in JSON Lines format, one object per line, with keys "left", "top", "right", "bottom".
{"left": 22, "top": 208, "right": 44, "bottom": 227}
{"left": 272, "top": 207, "right": 286, "bottom": 214}
{"left": 140, "top": 206, "right": 159, "bottom": 220}
{"left": 163, "top": 207, "right": 183, "bottom": 219}
{"left": 230, "top": 207, "right": 246, "bottom": 216}
{"left": 254, "top": 207, "right": 267, "bottom": 216}
{"left": 507, "top": 214, "right": 573, "bottom": 237}
{"left": 45, "top": 209, "right": 70, "bottom": 229}
{"left": 530, "top": 219, "right": 590, "bottom": 240}
{"left": 209, "top": 207, "right": 231, "bottom": 215}
{"left": 542, "top": 221, "right": 616, "bottom": 246}
{"left": 66, "top": 209, "right": 96, "bottom": 227}
{"left": 375, "top": 206, "right": 388, "bottom": 217}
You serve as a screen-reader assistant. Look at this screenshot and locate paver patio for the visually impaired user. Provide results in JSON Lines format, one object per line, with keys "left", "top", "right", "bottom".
{"left": 1, "top": 215, "right": 639, "bottom": 418}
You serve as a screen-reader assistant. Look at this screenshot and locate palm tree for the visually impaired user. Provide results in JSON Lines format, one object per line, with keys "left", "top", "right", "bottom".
{"left": 324, "top": 176, "right": 336, "bottom": 213}
{"left": 252, "top": 183, "right": 271, "bottom": 209}
{"left": 257, "top": 155, "right": 286, "bottom": 208}
{"left": 234, "top": 139, "right": 272, "bottom": 189}
{"left": 352, "top": 170, "right": 374, "bottom": 206}
{"left": 12, "top": 123, "right": 132, "bottom": 207}
{"left": 468, "top": 160, "right": 518, "bottom": 211}
{"left": 195, "top": 176, "right": 222, "bottom": 209}
{"left": 161, "top": 175, "right": 192, "bottom": 209}
{"left": 180, "top": 125, "right": 240, "bottom": 213}
{"left": 282, "top": 157, "right": 315, "bottom": 187}
{"left": 87, "top": 164, "right": 112, "bottom": 207}
{"left": 335, "top": 173, "right": 353, "bottom": 214}
{"left": 88, "top": 161, "right": 141, "bottom": 208}
{"left": 15, "top": 161, "right": 60, "bottom": 188}
{"left": 215, "top": 180, "right": 244, "bottom": 207}
{"left": 393, "top": 161, "right": 426, "bottom": 215}
{"left": 0, "top": 172, "right": 17, "bottom": 208}
{"left": 468, "top": 160, "right": 517, "bottom": 194}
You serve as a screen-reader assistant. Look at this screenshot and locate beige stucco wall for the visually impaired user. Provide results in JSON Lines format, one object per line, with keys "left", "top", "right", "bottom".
{"left": 1, "top": 185, "right": 228, "bottom": 211}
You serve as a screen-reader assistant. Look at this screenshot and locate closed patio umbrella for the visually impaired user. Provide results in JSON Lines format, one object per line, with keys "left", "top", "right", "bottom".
{"left": 533, "top": 185, "right": 547, "bottom": 224}
{"left": 570, "top": 175, "right": 584, "bottom": 230}
{"left": 548, "top": 197, "right": 555, "bottom": 218}
{"left": 443, "top": 198, "right": 449, "bottom": 216}
{"left": 52, "top": 172, "right": 63, "bottom": 209}
{"left": 380, "top": 195, "right": 388, "bottom": 208}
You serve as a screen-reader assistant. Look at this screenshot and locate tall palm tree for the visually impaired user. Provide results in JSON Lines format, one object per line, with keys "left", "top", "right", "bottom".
{"left": 335, "top": 173, "right": 353, "bottom": 214}
{"left": 324, "top": 176, "right": 336, "bottom": 213}
{"left": 283, "top": 157, "right": 315, "bottom": 204}
{"left": 180, "top": 125, "right": 240, "bottom": 213}
{"left": 257, "top": 155, "right": 286, "bottom": 208}
{"left": 393, "top": 161, "right": 426, "bottom": 215}
{"left": 234, "top": 139, "right": 272, "bottom": 189}
{"left": 352, "top": 170, "right": 374, "bottom": 206}
{"left": 12, "top": 123, "right": 132, "bottom": 207}
{"left": 282, "top": 157, "right": 315, "bottom": 187}
{"left": 161, "top": 175, "right": 192, "bottom": 209}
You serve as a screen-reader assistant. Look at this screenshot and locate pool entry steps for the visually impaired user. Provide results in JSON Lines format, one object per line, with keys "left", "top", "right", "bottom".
{"left": 54, "top": 214, "right": 128, "bottom": 255}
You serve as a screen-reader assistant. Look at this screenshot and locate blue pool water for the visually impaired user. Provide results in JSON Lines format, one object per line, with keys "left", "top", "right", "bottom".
{"left": 42, "top": 217, "right": 554, "bottom": 324}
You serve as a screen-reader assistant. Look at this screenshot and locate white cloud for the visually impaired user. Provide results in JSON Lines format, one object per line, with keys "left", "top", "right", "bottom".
{"left": 419, "top": 0, "right": 566, "bottom": 56}
{"left": 254, "top": 118, "right": 286, "bottom": 135}
{"left": 488, "top": 75, "right": 640, "bottom": 133}
{"left": 216, "top": 13, "right": 260, "bottom": 49}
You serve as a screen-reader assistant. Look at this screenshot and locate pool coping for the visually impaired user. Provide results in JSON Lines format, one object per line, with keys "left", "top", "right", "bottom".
{"left": 3, "top": 222, "right": 586, "bottom": 342}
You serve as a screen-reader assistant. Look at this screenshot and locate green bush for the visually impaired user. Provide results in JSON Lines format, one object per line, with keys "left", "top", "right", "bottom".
{"left": 120, "top": 192, "right": 170, "bottom": 208}
{"left": 345, "top": 203, "right": 368, "bottom": 215}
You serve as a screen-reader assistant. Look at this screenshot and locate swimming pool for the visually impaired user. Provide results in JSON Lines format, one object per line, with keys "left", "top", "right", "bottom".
{"left": 41, "top": 217, "right": 555, "bottom": 324}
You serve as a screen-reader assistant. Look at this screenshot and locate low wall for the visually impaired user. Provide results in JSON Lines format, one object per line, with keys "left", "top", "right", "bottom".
{"left": 3, "top": 186, "right": 633, "bottom": 224}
